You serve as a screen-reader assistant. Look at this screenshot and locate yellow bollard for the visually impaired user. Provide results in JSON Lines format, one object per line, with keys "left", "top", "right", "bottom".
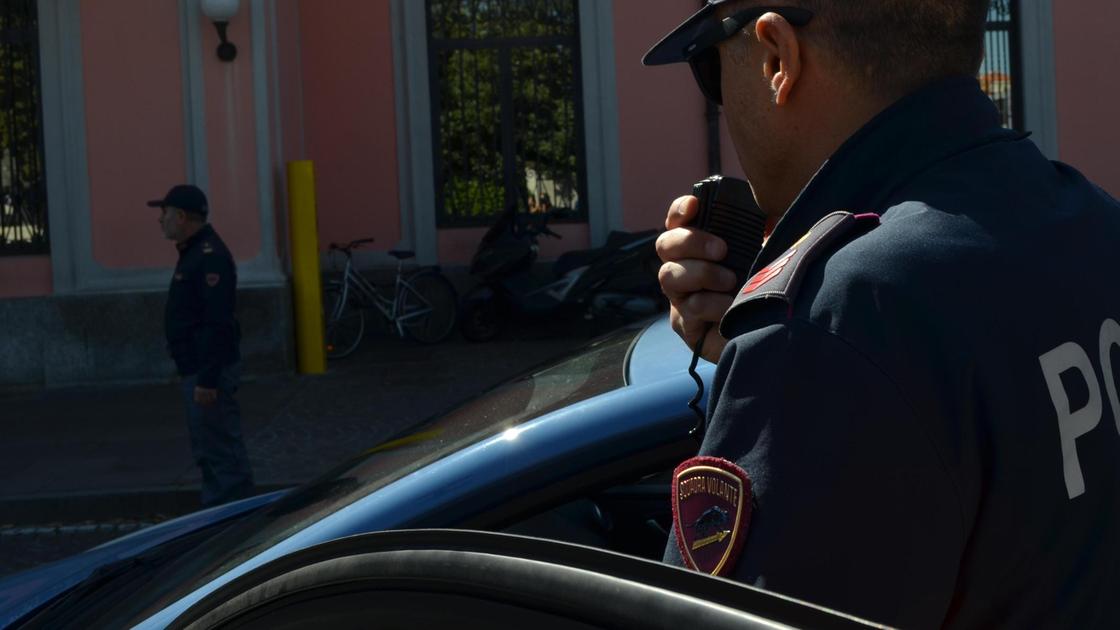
{"left": 287, "top": 160, "right": 327, "bottom": 374}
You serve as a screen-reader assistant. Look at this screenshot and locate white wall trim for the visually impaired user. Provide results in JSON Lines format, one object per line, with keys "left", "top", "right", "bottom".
{"left": 179, "top": 0, "right": 210, "bottom": 193}
{"left": 39, "top": 0, "right": 100, "bottom": 295}
{"left": 391, "top": 0, "right": 437, "bottom": 265}
{"left": 389, "top": 0, "right": 416, "bottom": 257}
{"left": 578, "top": 0, "right": 624, "bottom": 244}
{"left": 241, "top": 0, "right": 284, "bottom": 284}
{"left": 266, "top": 0, "right": 290, "bottom": 274}
{"left": 38, "top": 0, "right": 72, "bottom": 289}
{"left": 1020, "top": 0, "right": 1058, "bottom": 159}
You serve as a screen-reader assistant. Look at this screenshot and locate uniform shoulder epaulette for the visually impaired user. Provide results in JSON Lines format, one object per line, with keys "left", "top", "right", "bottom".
{"left": 719, "top": 211, "right": 879, "bottom": 337}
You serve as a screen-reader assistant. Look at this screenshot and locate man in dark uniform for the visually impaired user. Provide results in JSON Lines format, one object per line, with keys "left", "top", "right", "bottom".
{"left": 648, "top": 1, "right": 1119, "bottom": 627}
{"left": 149, "top": 184, "right": 255, "bottom": 508}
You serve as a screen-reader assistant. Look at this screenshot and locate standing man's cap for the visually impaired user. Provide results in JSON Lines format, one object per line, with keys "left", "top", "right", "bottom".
{"left": 147, "top": 184, "right": 209, "bottom": 216}
{"left": 642, "top": 0, "right": 724, "bottom": 66}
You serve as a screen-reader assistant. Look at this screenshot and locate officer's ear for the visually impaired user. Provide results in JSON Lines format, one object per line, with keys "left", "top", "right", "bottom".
{"left": 754, "top": 12, "right": 802, "bottom": 106}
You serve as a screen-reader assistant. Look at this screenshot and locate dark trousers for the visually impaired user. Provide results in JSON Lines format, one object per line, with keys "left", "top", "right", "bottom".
{"left": 181, "top": 363, "right": 255, "bottom": 507}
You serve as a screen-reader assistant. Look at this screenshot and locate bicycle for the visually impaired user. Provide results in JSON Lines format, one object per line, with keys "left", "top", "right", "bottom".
{"left": 322, "top": 238, "right": 458, "bottom": 359}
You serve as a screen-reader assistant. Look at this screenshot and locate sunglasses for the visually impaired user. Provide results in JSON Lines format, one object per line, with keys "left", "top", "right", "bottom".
{"left": 687, "top": 6, "right": 814, "bottom": 106}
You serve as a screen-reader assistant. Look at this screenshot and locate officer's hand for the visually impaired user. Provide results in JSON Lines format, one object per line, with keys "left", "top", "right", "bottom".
{"left": 655, "top": 195, "right": 738, "bottom": 363}
{"left": 194, "top": 386, "right": 218, "bottom": 406}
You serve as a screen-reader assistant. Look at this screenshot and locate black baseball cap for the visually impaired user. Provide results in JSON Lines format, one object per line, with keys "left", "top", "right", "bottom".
{"left": 642, "top": 0, "right": 726, "bottom": 66}
{"left": 147, "top": 184, "right": 209, "bottom": 216}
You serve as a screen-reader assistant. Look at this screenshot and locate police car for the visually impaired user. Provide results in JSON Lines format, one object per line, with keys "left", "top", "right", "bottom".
{"left": 0, "top": 319, "right": 880, "bottom": 629}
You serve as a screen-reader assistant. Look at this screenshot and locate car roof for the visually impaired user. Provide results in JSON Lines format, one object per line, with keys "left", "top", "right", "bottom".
{"left": 627, "top": 317, "right": 717, "bottom": 386}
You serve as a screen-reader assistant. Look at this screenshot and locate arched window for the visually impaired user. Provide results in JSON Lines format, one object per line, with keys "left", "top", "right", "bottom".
{"left": 427, "top": 0, "right": 587, "bottom": 227}
{"left": 0, "top": 0, "right": 48, "bottom": 255}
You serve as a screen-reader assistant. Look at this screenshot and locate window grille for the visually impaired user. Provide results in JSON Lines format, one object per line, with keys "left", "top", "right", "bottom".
{"left": 0, "top": 0, "right": 48, "bottom": 256}
{"left": 427, "top": 0, "right": 587, "bottom": 227}
{"left": 982, "top": 0, "right": 1023, "bottom": 131}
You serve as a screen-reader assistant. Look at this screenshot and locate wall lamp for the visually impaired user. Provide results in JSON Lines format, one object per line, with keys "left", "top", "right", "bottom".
{"left": 201, "top": 0, "right": 240, "bottom": 62}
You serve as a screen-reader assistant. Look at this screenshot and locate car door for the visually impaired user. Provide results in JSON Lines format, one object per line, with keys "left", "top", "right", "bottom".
{"left": 167, "top": 529, "right": 886, "bottom": 630}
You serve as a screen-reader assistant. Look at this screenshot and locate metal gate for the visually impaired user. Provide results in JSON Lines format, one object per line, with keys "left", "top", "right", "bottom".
{"left": 427, "top": 0, "right": 587, "bottom": 227}
{"left": 0, "top": 0, "right": 48, "bottom": 255}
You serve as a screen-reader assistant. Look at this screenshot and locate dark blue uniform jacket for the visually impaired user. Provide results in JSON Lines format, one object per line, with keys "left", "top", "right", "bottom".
{"left": 165, "top": 224, "right": 241, "bottom": 389}
{"left": 666, "top": 77, "right": 1120, "bottom": 628}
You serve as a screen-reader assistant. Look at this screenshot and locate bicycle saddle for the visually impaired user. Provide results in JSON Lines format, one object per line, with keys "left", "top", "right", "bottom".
{"left": 388, "top": 250, "right": 416, "bottom": 260}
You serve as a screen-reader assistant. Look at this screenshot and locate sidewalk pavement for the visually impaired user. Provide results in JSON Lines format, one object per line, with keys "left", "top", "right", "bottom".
{"left": 0, "top": 319, "right": 600, "bottom": 526}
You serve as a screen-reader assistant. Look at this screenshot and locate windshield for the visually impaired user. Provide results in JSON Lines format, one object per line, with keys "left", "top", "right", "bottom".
{"left": 103, "top": 325, "right": 641, "bottom": 625}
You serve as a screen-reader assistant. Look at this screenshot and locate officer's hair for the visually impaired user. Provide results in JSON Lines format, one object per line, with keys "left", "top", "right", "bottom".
{"left": 784, "top": 0, "right": 991, "bottom": 98}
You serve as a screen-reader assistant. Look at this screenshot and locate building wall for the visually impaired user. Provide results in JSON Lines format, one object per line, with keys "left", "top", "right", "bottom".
{"left": 80, "top": 0, "right": 263, "bottom": 269}
{"left": 0, "top": 257, "right": 52, "bottom": 299}
{"left": 201, "top": 5, "right": 263, "bottom": 262}
{"left": 612, "top": 1, "right": 708, "bottom": 233}
{"left": 81, "top": 0, "right": 188, "bottom": 270}
{"left": 1052, "top": 0, "right": 1120, "bottom": 197}
{"left": 298, "top": 0, "right": 401, "bottom": 254}
{"left": 612, "top": 0, "right": 746, "bottom": 234}
{"left": 273, "top": 0, "right": 302, "bottom": 267}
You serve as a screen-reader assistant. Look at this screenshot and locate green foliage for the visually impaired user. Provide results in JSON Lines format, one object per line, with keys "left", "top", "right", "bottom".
{"left": 430, "top": 0, "right": 584, "bottom": 225}
{"left": 429, "top": 0, "right": 576, "bottom": 40}
{"left": 0, "top": 0, "right": 49, "bottom": 254}
{"left": 444, "top": 177, "right": 505, "bottom": 219}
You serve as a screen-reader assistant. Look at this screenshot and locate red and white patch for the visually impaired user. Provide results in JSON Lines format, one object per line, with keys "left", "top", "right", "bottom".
{"left": 742, "top": 248, "right": 797, "bottom": 294}
{"left": 672, "top": 456, "right": 752, "bottom": 577}
{"left": 205, "top": 273, "right": 220, "bottom": 287}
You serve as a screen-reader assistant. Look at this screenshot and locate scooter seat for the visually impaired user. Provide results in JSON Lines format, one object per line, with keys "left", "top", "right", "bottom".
{"left": 554, "top": 248, "right": 606, "bottom": 276}
{"left": 388, "top": 250, "right": 416, "bottom": 260}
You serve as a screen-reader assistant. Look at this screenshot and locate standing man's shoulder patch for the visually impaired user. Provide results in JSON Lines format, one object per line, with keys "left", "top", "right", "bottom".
{"left": 202, "top": 241, "right": 214, "bottom": 254}
{"left": 206, "top": 273, "right": 220, "bottom": 287}
{"left": 720, "top": 211, "right": 879, "bottom": 336}
{"left": 672, "top": 456, "right": 752, "bottom": 577}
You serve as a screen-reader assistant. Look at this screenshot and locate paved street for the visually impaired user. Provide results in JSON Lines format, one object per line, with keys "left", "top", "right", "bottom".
{"left": 0, "top": 317, "right": 611, "bottom": 577}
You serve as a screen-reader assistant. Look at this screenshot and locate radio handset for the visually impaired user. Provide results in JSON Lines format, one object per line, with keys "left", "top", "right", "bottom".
{"left": 690, "top": 175, "right": 768, "bottom": 288}
{"left": 686, "top": 176, "right": 769, "bottom": 441}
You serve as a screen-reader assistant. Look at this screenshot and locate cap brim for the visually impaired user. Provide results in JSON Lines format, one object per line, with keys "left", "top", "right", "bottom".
{"left": 642, "top": 3, "right": 717, "bottom": 66}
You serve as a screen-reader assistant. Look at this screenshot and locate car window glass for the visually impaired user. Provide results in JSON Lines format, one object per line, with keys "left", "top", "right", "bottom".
{"left": 112, "top": 325, "right": 641, "bottom": 626}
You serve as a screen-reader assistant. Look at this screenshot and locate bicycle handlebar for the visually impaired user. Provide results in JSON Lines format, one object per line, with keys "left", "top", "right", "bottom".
{"left": 329, "top": 237, "right": 376, "bottom": 253}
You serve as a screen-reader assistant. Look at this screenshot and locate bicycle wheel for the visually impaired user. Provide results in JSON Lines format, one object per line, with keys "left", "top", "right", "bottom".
{"left": 323, "top": 282, "right": 365, "bottom": 359}
{"left": 398, "top": 270, "right": 458, "bottom": 344}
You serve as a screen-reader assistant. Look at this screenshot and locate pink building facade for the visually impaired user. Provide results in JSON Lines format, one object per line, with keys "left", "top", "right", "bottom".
{"left": 0, "top": 0, "right": 1113, "bottom": 386}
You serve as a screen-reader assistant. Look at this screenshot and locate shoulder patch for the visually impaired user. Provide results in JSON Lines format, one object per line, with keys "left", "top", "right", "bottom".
{"left": 672, "top": 456, "right": 752, "bottom": 577}
{"left": 719, "top": 211, "right": 879, "bottom": 337}
{"left": 201, "top": 241, "right": 214, "bottom": 254}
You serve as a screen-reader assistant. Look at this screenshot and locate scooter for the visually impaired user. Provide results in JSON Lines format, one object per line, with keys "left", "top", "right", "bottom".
{"left": 459, "top": 205, "right": 665, "bottom": 341}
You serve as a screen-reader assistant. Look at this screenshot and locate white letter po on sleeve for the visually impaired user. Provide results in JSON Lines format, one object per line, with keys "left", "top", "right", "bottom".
{"left": 1039, "top": 341, "right": 1103, "bottom": 499}
{"left": 1099, "top": 319, "right": 1120, "bottom": 436}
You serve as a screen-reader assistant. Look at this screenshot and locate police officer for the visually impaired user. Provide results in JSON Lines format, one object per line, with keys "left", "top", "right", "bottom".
{"left": 647, "top": 1, "right": 1120, "bottom": 627}
{"left": 148, "top": 184, "right": 255, "bottom": 508}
